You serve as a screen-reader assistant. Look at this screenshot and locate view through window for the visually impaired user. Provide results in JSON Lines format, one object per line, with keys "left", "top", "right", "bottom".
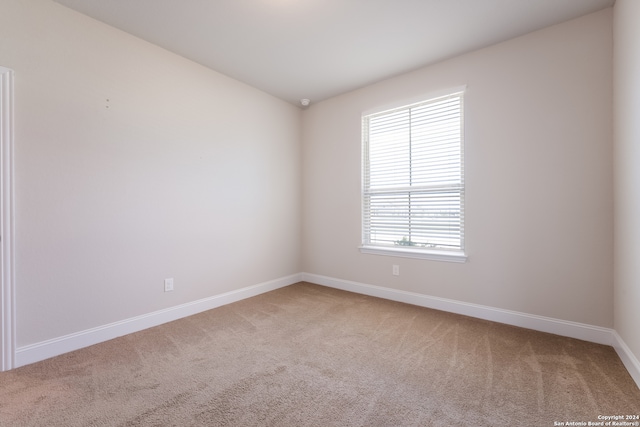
{"left": 361, "top": 90, "right": 465, "bottom": 258}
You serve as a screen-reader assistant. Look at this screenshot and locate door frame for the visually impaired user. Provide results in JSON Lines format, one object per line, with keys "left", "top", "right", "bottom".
{"left": 0, "top": 66, "right": 16, "bottom": 371}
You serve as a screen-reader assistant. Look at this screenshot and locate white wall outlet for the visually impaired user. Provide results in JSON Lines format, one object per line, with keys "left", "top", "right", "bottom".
{"left": 164, "top": 278, "right": 174, "bottom": 292}
{"left": 392, "top": 265, "right": 400, "bottom": 276}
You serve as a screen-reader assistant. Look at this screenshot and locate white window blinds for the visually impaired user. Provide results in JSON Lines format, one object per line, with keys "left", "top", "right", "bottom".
{"left": 362, "top": 91, "right": 464, "bottom": 255}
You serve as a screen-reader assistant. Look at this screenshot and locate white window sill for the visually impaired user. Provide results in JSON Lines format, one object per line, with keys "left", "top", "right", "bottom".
{"left": 359, "top": 245, "right": 468, "bottom": 263}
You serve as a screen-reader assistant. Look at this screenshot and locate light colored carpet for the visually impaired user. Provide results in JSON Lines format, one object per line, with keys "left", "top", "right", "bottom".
{"left": 0, "top": 282, "right": 638, "bottom": 426}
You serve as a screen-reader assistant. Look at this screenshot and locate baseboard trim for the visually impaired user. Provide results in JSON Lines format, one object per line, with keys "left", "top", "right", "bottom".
{"left": 302, "top": 273, "right": 640, "bottom": 388}
{"left": 302, "top": 273, "right": 616, "bottom": 345}
{"left": 14, "top": 272, "right": 640, "bottom": 390}
{"left": 15, "top": 273, "right": 302, "bottom": 368}
{"left": 611, "top": 331, "right": 640, "bottom": 388}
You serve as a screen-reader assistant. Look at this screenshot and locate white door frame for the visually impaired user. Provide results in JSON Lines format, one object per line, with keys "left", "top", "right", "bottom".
{"left": 0, "top": 66, "right": 16, "bottom": 371}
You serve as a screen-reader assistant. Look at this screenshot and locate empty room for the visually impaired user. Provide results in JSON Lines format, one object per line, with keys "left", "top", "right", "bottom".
{"left": 0, "top": 0, "right": 639, "bottom": 425}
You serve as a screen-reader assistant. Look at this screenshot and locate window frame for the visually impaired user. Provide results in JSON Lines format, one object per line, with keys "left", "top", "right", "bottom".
{"left": 359, "top": 88, "right": 467, "bottom": 263}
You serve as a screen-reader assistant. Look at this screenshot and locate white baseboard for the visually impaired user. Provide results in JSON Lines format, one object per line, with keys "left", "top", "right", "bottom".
{"left": 301, "top": 272, "right": 640, "bottom": 389}
{"left": 15, "top": 273, "right": 302, "bottom": 368}
{"left": 612, "top": 331, "right": 640, "bottom": 388}
{"left": 13, "top": 271, "right": 640, "bottom": 390}
{"left": 302, "top": 273, "right": 615, "bottom": 344}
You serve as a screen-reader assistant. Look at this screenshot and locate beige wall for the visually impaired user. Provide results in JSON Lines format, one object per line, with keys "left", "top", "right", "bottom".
{"left": 0, "top": 0, "right": 302, "bottom": 346}
{"left": 614, "top": 0, "right": 640, "bottom": 367}
{"left": 302, "top": 10, "right": 613, "bottom": 327}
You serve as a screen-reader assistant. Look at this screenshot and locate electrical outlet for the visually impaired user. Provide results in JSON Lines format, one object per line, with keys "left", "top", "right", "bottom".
{"left": 392, "top": 265, "right": 400, "bottom": 276}
{"left": 164, "top": 278, "right": 174, "bottom": 292}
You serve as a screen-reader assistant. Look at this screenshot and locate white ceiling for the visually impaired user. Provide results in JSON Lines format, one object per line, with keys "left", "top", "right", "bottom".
{"left": 52, "top": 0, "right": 614, "bottom": 107}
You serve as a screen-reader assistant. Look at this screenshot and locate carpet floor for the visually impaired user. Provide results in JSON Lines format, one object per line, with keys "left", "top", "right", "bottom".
{"left": 1, "top": 282, "right": 639, "bottom": 426}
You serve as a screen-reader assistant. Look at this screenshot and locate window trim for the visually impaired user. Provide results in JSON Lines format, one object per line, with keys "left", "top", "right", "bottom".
{"left": 360, "top": 87, "right": 467, "bottom": 263}
{"left": 359, "top": 245, "right": 467, "bottom": 262}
